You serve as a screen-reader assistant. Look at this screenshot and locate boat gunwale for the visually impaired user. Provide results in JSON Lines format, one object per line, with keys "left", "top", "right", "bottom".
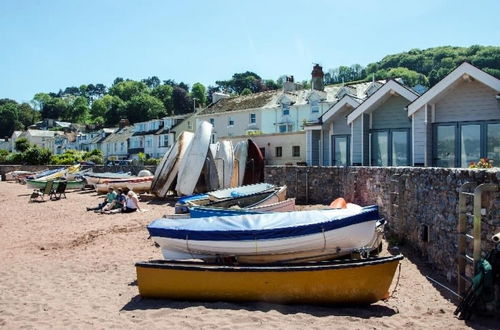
{"left": 135, "top": 254, "right": 403, "bottom": 272}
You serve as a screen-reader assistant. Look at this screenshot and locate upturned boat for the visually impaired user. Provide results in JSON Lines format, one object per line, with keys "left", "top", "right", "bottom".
{"left": 148, "top": 205, "right": 384, "bottom": 264}
{"left": 188, "top": 198, "right": 296, "bottom": 218}
{"left": 135, "top": 255, "right": 403, "bottom": 304}
{"left": 95, "top": 176, "right": 153, "bottom": 194}
{"left": 26, "top": 179, "right": 85, "bottom": 190}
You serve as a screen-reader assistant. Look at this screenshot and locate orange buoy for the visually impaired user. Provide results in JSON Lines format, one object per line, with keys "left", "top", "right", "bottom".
{"left": 329, "top": 197, "right": 347, "bottom": 209}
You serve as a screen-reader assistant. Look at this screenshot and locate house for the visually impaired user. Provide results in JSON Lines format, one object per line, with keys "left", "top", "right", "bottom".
{"left": 102, "top": 126, "right": 134, "bottom": 160}
{"left": 29, "top": 119, "right": 74, "bottom": 131}
{"left": 346, "top": 79, "right": 420, "bottom": 166}
{"left": 87, "top": 128, "right": 116, "bottom": 153}
{"left": 407, "top": 62, "right": 500, "bottom": 167}
{"left": 0, "top": 138, "right": 10, "bottom": 151}
{"left": 77, "top": 131, "right": 101, "bottom": 151}
{"left": 10, "top": 131, "right": 22, "bottom": 151}
{"left": 197, "top": 65, "right": 373, "bottom": 165}
{"left": 129, "top": 119, "right": 163, "bottom": 159}
{"left": 19, "top": 130, "right": 57, "bottom": 149}
{"left": 155, "top": 114, "right": 191, "bottom": 158}
{"left": 51, "top": 131, "right": 78, "bottom": 155}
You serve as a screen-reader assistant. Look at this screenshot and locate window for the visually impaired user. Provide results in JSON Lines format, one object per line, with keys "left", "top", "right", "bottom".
{"left": 162, "top": 135, "right": 169, "bottom": 147}
{"left": 370, "top": 129, "right": 410, "bottom": 166}
{"left": 433, "top": 121, "right": 500, "bottom": 167}
{"left": 209, "top": 118, "right": 215, "bottom": 126}
{"left": 250, "top": 113, "right": 256, "bottom": 124}
{"left": 311, "top": 101, "right": 320, "bottom": 114}
{"left": 139, "top": 139, "right": 143, "bottom": 147}
{"left": 332, "top": 135, "right": 350, "bottom": 166}
{"left": 187, "top": 121, "right": 192, "bottom": 130}
{"left": 211, "top": 133, "right": 217, "bottom": 144}
{"left": 146, "top": 138, "right": 152, "bottom": 148}
{"left": 278, "top": 124, "right": 293, "bottom": 133}
{"left": 292, "top": 146, "right": 300, "bottom": 157}
{"left": 282, "top": 104, "right": 290, "bottom": 116}
{"left": 228, "top": 117, "right": 234, "bottom": 126}
{"left": 275, "top": 146, "right": 282, "bottom": 157}
{"left": 120, "top": 142, "right": 125, "bottom": 152}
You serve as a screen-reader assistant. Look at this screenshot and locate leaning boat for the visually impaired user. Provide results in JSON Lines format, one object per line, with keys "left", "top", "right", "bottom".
{"left": 203, "top": 185, "right": 287, "bottom": 209}
{"left": 242, "top": 139, "right": 265, "bottom": 185}
{"left": 148, "top": 205, "right": 384, "bottom": 264}
{"left": 135, "top": 255, "right": 403, "bottom": 304}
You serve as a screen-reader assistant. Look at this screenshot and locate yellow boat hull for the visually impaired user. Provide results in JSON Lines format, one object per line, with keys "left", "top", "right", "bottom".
{"left": 136, "top": 255, "right": 403, "bottom": 304}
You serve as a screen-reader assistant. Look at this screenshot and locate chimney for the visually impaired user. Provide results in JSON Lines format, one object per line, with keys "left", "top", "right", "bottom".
{"left": 119, "top": 119, "right": 130, "bottom": 128}
{"left": 283, "top": 75, "right": 296, "bottom": 92}
{"left": 311, "top": 64, "right": 324, "bottom": 91}
{"left": 212, "top": 92, "right": 230, "bottom": 103}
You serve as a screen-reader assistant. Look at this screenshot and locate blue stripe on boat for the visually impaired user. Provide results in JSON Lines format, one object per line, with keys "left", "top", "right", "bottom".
{"left": 147, "top": 206, "right": 379, "bottom": 241}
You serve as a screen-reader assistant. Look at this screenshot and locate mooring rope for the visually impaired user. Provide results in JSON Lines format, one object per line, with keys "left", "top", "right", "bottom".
{"left": 390, "top": 263, "right": 402, "bottom": 298}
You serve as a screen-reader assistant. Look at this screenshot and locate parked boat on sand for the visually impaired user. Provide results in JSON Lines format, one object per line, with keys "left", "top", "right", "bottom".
{"left": 95, "top": 176, "right": 153, "bottom": 194}
{"left": 188, "top": 198, "right": 296, "bottom": 218}
{"left": 26, "top": 179, "right": 85, "bottom": 190}
{"left": 83, "top": 172, "right": 133, "bottom": 185}
{"left": 135, "top": 254, "right": 403, "bottom": 304}
{"left": 148, "top": 205, "right": 384, "bottom": 264}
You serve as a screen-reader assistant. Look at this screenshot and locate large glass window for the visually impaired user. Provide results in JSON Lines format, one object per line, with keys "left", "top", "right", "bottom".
{"left": 435, "top": 125, "right": 456, "bottom": 167}
{"left": 332, "top": 135, "right": 349, "bottom": 166}
{"left": 487, "top": 123, "right": 500, "bottom": 166}
{"left": 282, "top": 104, "right": 290, "bottom": 116}
{"left": 371, "top": 131, "right": 389, "bottom": 166}
{"left": 460, "top": 124, "right": 481, "bottom": 168}
{"left": 392, "top": 131, "right": 409, "bottom": 166}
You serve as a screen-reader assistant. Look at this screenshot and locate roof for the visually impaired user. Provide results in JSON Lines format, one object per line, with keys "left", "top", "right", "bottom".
{"left": 103, "top": 126, "right": 135, "bottom": 143}
{"left": 54, "top": 121, "right": 72, "bottom": 128}
{"left": 198, "top": 81, "right": 377, "bottom": 116}
{"left": 321, "top": 95, "right": 362, "bottom": 123}
{"left": 407, "top": 62, "right": 500, "bottom": 116}
{"left": 347, "top": 80, "right": 420, "bottom": 124}
{"left": 26, "top": 129, "right": 57, "bottom": 137}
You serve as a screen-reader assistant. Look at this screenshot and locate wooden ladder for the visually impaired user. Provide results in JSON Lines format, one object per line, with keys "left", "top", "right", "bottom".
{"left": 457, "top": 182, "right": 498, "bottom": 297}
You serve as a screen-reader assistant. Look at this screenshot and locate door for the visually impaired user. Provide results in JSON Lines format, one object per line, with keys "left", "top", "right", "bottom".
{"left": 391, "top": 130, "right": 409, "bottom": 166}
{"left": 487, "top": 123, "right": 500, "bottom": 165}
{"left": 331, "top": 135, "right": 350, "bottom": 166}
{"left": 460, "top": 124, "right": 481, "bottom": 168}
{"left": 371, "top": 131, "right": 389, "bottom": 166}
{"left": 434, "top": 125, "right": 456, "bottom": 167}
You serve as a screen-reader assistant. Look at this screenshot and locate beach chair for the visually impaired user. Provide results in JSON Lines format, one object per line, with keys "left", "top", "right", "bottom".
{"left": 29, "top": 180, "right": 54, "bottom": 202}
{"left": 50, "top": 181, "right": 67, "bottom": 200}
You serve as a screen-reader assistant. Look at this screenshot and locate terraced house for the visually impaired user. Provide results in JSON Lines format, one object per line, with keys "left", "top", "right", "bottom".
{"left": 306, "top": 62, "right": 500, "bottom": 168}
{"left": 197, "top": 65, "right": 375, "bottom": 165}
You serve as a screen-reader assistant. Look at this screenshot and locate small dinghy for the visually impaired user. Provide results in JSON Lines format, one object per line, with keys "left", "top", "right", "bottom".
{"left": 174, "top": 183, "right": 277, "bottom": 213}
{"left": 135, "top": 255, "right": 404, "bottom": 304}
{"left": 148, "top": 205, "right": 384, "bottom": 264}
{"left": 233, "top": 141, "right": 248, "bottom": 186}
{"left": 204, "top": 185, "right": 286, "bottom": 209}
{"left": 214, "top": 140, "right": 235, "bottom": 189}
{"left": 84, "top": 172, "right": 133, "bottom": 185}
{"left": 95, "top": 176, "right": 153, "bottom": 194}
{"left": 26, "top": 179, "right": 85, "bottom": 190}
{"left": 188, "top": 198, "right": 296, "bottom": 218}
{"left": 243, "top": 139, "right": 265, "bottom": 185}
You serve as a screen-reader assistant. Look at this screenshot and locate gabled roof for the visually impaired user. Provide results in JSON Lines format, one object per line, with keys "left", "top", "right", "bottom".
{"left": 407, "top": 62, "right": 500, "bottom": 116}
{"left": 103, "top": 126, "right": 134, "bottom": 143}
{"left": 347, "top": 80, "right": 419, "bottom": 124}
{"left": 321, "top": 95, "right": 361, "bottom": 123}
{"left": 26, "top": 129, "right": 57, "bottom": 137}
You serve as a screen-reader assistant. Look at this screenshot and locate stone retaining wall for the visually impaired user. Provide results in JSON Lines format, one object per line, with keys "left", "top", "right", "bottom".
{"left": 265, "top": 165, "right": 500, "bottom": 282}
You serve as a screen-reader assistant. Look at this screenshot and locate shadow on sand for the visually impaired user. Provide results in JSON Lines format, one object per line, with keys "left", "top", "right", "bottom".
{"left": 121, "top": 295, "right": 397, "bottom": 318}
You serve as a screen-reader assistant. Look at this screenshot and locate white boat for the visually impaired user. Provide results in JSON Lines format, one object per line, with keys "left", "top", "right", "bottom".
{"left": 250, "top": 198, "right": 296, "bottom": 212}
{"left": 199, "top": 148, "right": 219, "bottom": 192}
{"left": 188, "top": 198, "right": 296, "bottom": 218}
{"left": 205, "top": 185, "right": 287, "bottom": 209}
{"left": 84, "top": 172, "right": 133, "bottom": 185}
{"left": 148, "top": 205, "right": 384, "bottom": 264}
{"left": 151, "top": 132, "right": 194, "bottom": 197}
{"left": 214, "top": 140, "right": 234, "bottom": 189}
{"left": 95, "top": 176, "right": 153, "bottom": 194}
{"left": 175, "top": 121, "right": 213, "bottom": 196}
{"left": 233, "top": 140, "right": 248, "bottom": 186}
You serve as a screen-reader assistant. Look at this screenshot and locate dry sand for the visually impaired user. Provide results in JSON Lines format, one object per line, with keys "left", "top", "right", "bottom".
{"left": 0, "top": 181, "right": 496, "bottom": 329}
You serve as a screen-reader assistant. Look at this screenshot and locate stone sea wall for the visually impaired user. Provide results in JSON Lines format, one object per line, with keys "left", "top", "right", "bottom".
{"left": 265, "top": 165, "right": 500, "bottom": 282}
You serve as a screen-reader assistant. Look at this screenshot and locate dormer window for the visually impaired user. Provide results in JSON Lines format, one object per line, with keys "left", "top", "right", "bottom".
{"left": 282, "top": 104, "right": 290, "bottom": 116}
{"left": 249, "top": 113, "right": 256, "bottom": 124}
{"left": 228, "top": 117, "right": 234, "bottom": 126}
{"left": 311, "top": 101, "right": 320, "bottom": 114}
{"left": 209, "top": 118, "right": 215, "bottom": 126}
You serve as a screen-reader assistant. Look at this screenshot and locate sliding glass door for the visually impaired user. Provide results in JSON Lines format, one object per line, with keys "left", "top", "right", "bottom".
{"left": 331, "top": 135, "right": 350, "bottom": 166}
{"left": 460, "top": 124, "right": 481, "bottom": 168}
{"left": 435, "top": 125, "right": 456, "bottom": 167}
{"left": 392, "top": 131, "right": 410, "bottom": 166}
{"left": 371, "top": 131, "right": 389, "bottom": 166}
{"left": 370, "top": 129, "right": 410, "bottom": 166}
{"left": 487, "top": 123, "right": 500, "bottom": 166}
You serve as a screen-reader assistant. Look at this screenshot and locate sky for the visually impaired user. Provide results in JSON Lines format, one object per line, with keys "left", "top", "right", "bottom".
{"left": 0, "top": 0, "right": 499, "bottom": 103}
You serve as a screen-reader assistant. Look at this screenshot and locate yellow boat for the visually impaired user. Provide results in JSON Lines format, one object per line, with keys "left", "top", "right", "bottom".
{"left": 135, "top": 255, "right": 403, "bottom": 304}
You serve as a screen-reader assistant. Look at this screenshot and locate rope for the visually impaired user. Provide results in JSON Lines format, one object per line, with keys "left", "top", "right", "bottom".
{"left": 390, "top": 263, "right": 402, "bottom": 298}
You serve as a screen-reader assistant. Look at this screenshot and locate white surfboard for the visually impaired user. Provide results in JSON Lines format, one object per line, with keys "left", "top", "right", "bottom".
{"left": 175, "top": 121, "right": 213, "bottom": 196}
{"left": 156, "top": 131, "right": 195, "bottom": 197}
{"left": 233, "top": 140, "right": 248, "bottom": 187}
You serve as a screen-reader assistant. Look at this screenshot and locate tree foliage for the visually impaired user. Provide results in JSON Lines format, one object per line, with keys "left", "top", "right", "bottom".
{"left": 0, "top": 100, "right": 39, "bottom": 137}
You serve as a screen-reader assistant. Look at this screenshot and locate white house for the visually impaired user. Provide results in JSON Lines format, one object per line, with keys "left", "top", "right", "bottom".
{"left": 19, "top": 130, "right": 57, "bottom": 150}
{"left": 102, "top": 126, "right": 134, "bottom": 160}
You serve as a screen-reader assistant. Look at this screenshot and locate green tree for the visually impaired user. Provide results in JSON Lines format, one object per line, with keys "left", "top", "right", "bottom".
{"left": 15, "top": 137, "right": 31, "bottom": 152}
{"left": 0, "top": 102, "right": 23, "bottom": 137}
{"left": 191, "top": 82, "right": 207, "bottom": 107}
{"left": 24, "top": 145, "right": 52, "bottom": 165}
{"left": 241, "top": 88, "right": 252, "bottom": 95}
{"left": 151, "top": 84, "right": 174, "bottom": 115}
{"left": 172, "top": 87, "right": 192, "bottom": 114}
{"left": 109, "top": 80, "right": 148, "bottom": 101}
{"left": 68, "top": 96, "right": 90, "bottom": 123}
{"left": 41, "top": 97, "right": 69, "bottom": 119}
{"left": 125, "top": 94, "right": 165, "bottom": 123}
{"left": 18, "top": 103, "right": 40, "bottom": 128}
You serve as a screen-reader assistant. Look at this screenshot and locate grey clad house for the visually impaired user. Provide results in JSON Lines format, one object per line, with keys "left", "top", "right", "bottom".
{"left": 408, "top": 62, "right": 500, "bottom": 167}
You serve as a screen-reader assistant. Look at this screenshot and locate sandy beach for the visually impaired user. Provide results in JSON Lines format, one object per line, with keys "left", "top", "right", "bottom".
{"left": 0, "top": 181, "right": 495, "bottom": 329}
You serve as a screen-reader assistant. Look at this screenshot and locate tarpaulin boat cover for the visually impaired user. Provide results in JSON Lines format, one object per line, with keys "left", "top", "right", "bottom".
{"left": 148, "top": 205, "right": 379, "bottom": 241}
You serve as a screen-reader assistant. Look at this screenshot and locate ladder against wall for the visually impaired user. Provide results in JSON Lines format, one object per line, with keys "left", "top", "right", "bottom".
{"left": 457, "top": 182, "right": 499, "bottom": 297}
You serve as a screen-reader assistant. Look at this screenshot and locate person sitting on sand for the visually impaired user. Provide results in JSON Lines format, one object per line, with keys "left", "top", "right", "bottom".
{"left": 123, "top": 190, "right": 141, "bottom": 213}
{"left": 87, "top": 187, "right": 116, "bottom": 212}
{"left": 100, "top": 188, "right": 126, "bottom": 213}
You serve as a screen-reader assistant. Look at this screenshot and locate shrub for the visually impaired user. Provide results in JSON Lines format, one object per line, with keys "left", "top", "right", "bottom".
{"left": 24, "top": 146, "right": 52, "bottom": 165}
{"left": 0, "top": 149, "right": 9, "bottom": 162}
{"left": 145, "top": 158, "right": 160, "bottom": 165}
{"left": 85, "top": 154, "right": 104, "bottom": 164}
{"left": 6, "top": 152, "right": 23, "bottom": 164}
{"left": 469, "top": 158, "right": 494, "bottom": 169}
{"left": 15, "top": 137, "right": 30, "bottom": 152}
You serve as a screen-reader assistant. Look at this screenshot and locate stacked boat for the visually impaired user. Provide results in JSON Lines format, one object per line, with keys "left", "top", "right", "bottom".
{"left": 151, "top": 121, "right": 265, "bottom": 198}
{"left": 136, "top": 186, "right": 401, "bottom": 304}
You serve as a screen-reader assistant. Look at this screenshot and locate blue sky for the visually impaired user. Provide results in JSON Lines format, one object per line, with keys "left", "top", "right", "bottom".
{"left": 1, "top": 0, "right": 499, "bottom": 102}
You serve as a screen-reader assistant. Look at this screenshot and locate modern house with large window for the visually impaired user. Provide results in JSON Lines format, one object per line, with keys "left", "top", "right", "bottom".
{"left": 408, "top": 62, "right": 500, "bottom": 167}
